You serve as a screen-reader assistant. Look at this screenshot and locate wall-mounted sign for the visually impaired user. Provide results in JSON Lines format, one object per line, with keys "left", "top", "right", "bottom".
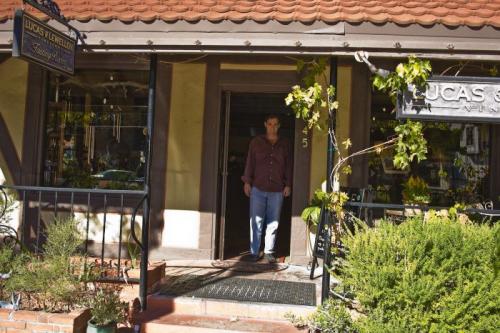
{"left": 397, "top": 76, "right": 500, "bottom": 123}
{"left": 12, "top": 10, "right": 76, "bottom": 75}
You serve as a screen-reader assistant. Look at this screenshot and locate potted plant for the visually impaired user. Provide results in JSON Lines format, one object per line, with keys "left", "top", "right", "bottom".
{"left": 86, "top": 288, "right": 128, "bottom": 333}
{"left": 402, "top": 176, "right": 430, "bottom": 215}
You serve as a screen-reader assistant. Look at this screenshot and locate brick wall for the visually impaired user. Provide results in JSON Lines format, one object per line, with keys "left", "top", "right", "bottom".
{"left": 0, "top": 308, "right": 90, "bottom": 333}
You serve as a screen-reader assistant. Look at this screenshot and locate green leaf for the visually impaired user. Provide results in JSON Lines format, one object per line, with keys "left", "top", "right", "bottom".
{"left": 301, "top": 206, "right": 321, "bottom": 226}
{"left": 342, "top": 165, "right": 352, "bottom": 175}
{"left": 342, "top": 138, "right": 352, "bottom": 150}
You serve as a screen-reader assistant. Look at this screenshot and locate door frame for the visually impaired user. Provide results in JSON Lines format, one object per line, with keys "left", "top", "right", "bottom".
{"left": 216, "top": 91, "right": 298, "bottom": 260}
{"left": 199, "top": 62, "right": 312, "bottom": 262}
{"left": 217, "top": 91, "right": 231, "bottom": 260}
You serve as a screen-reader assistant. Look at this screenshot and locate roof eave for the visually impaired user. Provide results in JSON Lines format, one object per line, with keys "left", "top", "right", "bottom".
{"left": 1, "top": 20, "right": 499, "bottom": 60}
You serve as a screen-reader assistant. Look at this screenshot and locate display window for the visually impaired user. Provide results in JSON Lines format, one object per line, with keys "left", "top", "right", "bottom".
{"left": 43, "top": 70, "right": 149, "bottom": 189}
{"left": 369, "top": 90, "right": 490, "bottom": 207}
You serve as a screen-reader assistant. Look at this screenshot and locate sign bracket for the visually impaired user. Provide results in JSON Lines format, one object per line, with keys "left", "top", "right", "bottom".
{"left": 22, "top": 0, "right": 86, "bottom": 47}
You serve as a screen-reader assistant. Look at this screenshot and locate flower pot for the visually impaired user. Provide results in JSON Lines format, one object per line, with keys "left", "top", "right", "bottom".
{"left": 403, "top": 203, "right": 427, "bottom": 216}
{"left": 86, "top": 320, "right": 117, "bottom": 333}
{"left": 307, "top": 229, "right": 316, "bottom": 257}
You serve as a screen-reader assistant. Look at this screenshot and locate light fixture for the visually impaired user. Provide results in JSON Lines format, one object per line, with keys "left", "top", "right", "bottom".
{"left": 354, "top": 51, "right": 390, "bottom": 78}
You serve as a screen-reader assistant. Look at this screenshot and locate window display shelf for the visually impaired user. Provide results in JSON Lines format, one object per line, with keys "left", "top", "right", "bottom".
{"left": 43, "top": 69, "right": 149, "bottom": 189}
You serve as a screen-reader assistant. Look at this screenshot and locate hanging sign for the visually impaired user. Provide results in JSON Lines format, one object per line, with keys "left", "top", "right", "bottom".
{"left": 12, "top": 10, "right": 76, "bottom": 75}
{"left": 397, "top": 76, "right": 500, "bottom": 123}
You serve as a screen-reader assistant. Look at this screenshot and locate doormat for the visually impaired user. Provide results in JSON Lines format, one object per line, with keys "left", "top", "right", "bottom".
{"left": 211, "top": 260, "right": 289, "bottom": 273}
{"left": 158, "top": 276, "right": 316, "bottom": 306}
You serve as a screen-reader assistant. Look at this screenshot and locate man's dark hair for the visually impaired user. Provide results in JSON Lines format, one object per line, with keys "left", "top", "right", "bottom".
{"left": 264, "top": 113, "right": 280, "bottom": 123}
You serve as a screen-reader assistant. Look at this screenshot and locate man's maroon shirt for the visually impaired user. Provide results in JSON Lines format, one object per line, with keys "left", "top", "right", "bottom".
{"left": 241, "top": 135, "right": 292, "bottom": 193}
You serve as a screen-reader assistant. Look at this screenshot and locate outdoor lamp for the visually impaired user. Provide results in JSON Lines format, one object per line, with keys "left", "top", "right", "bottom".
{"left": 354, "top": 51, "right": 390, "bottom": 78}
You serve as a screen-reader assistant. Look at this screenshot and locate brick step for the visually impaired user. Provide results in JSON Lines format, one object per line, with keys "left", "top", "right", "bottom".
{"left": 146, "top": 294, "right": 316, "bottom": 321}
{"left": 139, "top": 312, "right": 305, "bottom": 333}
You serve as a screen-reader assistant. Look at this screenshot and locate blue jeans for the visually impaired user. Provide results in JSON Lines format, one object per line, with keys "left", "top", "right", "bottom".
{"left": 249, "top": 187, "right": 284, "bottom": 256}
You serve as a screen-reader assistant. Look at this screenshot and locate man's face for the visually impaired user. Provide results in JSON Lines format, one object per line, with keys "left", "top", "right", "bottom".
{"left": 264, "top": 117, "right": 280, "bottom": 135}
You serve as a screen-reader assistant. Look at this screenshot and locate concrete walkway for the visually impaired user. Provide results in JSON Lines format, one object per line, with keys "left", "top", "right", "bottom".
{"left": 129, "top": 259, "right": 330, "bottom": 332}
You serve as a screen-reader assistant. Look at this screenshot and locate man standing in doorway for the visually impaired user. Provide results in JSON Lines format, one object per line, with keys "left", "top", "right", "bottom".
{"left": 242, "top": 114, "right": 292, "bottom": 263}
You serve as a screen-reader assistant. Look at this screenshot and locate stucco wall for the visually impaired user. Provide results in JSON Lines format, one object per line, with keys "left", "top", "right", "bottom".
{"left": 162, "top": 63, "right": 206, "bottom": 249}
{"left": 0, "top": 154, "right": 7, "bottom": 185}
{"left": 164, "top": 63, "right": 206, "bottom": 210}
{"left": 0, "top": 58, "right": 28, "bottom": 184}
{"left": 335, "top": 64, "right": 353, "bottom": 187}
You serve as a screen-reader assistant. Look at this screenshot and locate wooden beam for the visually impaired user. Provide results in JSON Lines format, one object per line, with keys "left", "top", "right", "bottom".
{"left": 0, "top": 114, "right": 21, "bottom": 185}
{"left": 148, "top": 58, "right": 172, "bottom": 249}
{"left": 21, "top": 64, "right": 47, "bottom": 186}
{"left": 199, "top": 56, "right": 221, "bottom": 258}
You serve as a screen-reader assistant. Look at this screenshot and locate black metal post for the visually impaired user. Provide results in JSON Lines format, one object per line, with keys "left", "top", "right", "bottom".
{"left": 327, "top": 56, "right": 338, "bottom": 196}
{"left": 139, "top": 53, "right": 157, "bottom": 311}
{"left": 321, "top": 57, "right": 338, "bottom": 303}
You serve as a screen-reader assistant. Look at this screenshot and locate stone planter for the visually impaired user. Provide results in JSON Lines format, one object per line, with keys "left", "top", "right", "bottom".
{"left": 72, "top": 257, "right": 165, "bottom": 288}
{"left": 126, "top": 261, "right": 166, "bottom": 288}
{"left": 0, "top": 308, "right": 90, "bottom": 333}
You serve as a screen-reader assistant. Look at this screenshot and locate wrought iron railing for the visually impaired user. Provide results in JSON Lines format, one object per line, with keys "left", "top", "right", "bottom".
{"left": 0, "top": 52, "right": 158, "bottom": 312}
{"left": 345, "top": 201, "right": 500, "bottom": 225}
{"left": 0, "top": 184, "right": 150, "bottom": 306}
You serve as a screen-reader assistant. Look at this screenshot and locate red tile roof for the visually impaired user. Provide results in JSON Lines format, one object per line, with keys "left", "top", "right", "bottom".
{"left": 1, "top": 0, "right": 499, "bottom": 28}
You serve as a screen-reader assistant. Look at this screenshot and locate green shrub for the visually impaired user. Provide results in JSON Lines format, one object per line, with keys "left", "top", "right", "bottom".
{"left": 0, "top": 247, "right": 15, "bottom": 274}
{"left": 3, "top": 217, "right": 88, "bottom": 312}
{"left": 338, "top": 213, "right": 499, "bottom": 333}
{"left": 5, "top": 256, "right": 85, "bottom": 312}
{"left": 86, "top": 287, "right": 128, "bottom": 326}
{"left": 286, "top": 299, "right": 355, "bottom": 333}
{"left": 43, "top": 217, "right": 83, "bottom": 259}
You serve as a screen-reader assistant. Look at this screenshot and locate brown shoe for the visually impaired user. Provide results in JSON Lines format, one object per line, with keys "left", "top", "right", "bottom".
{"left": 243, "top": 253, "right": 262, "bottom": 262}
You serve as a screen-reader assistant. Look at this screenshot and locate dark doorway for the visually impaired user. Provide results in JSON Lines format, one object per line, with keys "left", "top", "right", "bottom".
{"left": 217, "top": 92, "right": 295, "bottom": 260}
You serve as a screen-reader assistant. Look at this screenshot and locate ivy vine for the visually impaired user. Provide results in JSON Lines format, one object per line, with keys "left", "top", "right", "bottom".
{"left": 372, "top": 55, "right": 432, "bottom": 105}
{"left": 285, "top": 58, "right": 337, "bottom": 136}
{"left": 286, "top": 55, "right": 431, "bottom": 222}
{"left": 393, "top": 120, "right": 428, "bottom": 170}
